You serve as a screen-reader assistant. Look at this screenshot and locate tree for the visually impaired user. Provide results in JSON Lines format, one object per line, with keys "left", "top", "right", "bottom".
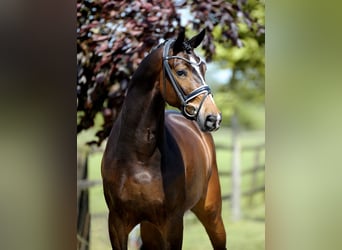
{"left": 212, "top": 0, "right": 265, "bottom": 128}
{"left": 77, "top": 0, "right": 265, "bottom": 145}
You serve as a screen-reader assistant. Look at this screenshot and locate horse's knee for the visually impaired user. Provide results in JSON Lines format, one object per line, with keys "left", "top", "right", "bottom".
{"left": 194, "top": 202, "right": 221, "bottom": 223}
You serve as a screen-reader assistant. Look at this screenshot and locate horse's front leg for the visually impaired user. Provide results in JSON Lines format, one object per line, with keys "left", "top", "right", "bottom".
{"left": 108, "top": 211, "right": 132, "bottom": 250}
{"left": 140, "top": 215, "right": 184, "bottom": 250}
{"left": 162, "top": 214, "right": 184, "bottom": 250}
{"left": 191, "top": 163, "right": 227, "bottom": 250}
{"left": 140, "top": 221, "right": 163, "bottom": 250}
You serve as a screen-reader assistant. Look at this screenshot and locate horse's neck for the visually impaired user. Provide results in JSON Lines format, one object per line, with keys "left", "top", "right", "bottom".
{"left": 113, "top": 48, "right": 165, "bottom": 161}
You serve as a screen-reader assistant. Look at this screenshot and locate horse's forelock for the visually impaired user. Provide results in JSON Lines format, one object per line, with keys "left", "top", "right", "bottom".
{"left": 183, "top": 41, "right": 192, "bottom": 54}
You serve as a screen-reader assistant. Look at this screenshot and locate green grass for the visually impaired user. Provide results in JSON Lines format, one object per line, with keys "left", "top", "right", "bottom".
{"left": 79, "top": 126, "right": 265, "bottom": 250}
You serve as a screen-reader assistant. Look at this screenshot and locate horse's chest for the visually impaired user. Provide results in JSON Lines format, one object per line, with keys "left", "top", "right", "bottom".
{"left": 117, "top": 168, "right": 165, "bottom": 205}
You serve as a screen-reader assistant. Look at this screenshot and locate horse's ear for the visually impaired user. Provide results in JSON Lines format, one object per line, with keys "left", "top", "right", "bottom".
{"left": 188, "top": 28, "right": 206, "bottom": 49}
{"left": 173, "top": 28, "right": 185, "bottom": 54}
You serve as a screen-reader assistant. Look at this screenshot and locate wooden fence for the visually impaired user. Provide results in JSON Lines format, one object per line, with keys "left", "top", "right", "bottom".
{"left": 77, "top": 149, "right": 91, "bottom": 250}
{"left": 220, "top": 143, "right": 265, "bottom": 219}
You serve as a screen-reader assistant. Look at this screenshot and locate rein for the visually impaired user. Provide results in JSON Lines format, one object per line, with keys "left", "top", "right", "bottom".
{"left": 162, "top": 39, "right": 212, "bottom": 120}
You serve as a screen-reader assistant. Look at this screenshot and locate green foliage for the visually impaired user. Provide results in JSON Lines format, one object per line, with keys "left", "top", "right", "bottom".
{"left": 209, "top": 0, "right": 265, "bottom": 129}
{"left": 214, "top": 90, "right": 265, "bottom": 130}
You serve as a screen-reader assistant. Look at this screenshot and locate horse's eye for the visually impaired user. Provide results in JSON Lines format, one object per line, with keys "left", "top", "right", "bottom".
{"left": 176, "top": 70, "right": 187, "bottom": 77}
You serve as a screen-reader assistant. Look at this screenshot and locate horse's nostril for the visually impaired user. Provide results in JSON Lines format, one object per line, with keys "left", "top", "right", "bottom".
{"left": 207, "top": 115, "right": 216, "bottom": 122}
{"left": 205, "top": 115, "right": 220, "bottom": 131}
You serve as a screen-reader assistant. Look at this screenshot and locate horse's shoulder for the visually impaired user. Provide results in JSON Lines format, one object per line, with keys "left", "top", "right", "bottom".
{"left": 165, "top": 110, "right": 194, "bottom": 130}
{"left": 164, "top": 110, "right": 214, "bottom": 143}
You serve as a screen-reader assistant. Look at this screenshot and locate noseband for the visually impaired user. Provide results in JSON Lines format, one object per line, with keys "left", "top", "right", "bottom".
{"left": 162, "top": 39, "right": 212, "bottom": 120}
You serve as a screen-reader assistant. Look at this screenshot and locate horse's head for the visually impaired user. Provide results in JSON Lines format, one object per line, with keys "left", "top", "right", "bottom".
{"left": 160, "top": 28, "right": 222, "bottom": 132}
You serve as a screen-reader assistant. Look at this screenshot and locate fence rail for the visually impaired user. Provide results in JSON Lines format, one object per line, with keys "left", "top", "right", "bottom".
{"left": 222, "top": 186, "right": 265, "bottom": 200}
{"left": 225, "top": 143, "right": 265, "bottom": 151}
{"left": 219, "top": 165, "right": 264, "bottom": 176}
{"left": 77, "top": 180, "right": 102, "bottom": 190}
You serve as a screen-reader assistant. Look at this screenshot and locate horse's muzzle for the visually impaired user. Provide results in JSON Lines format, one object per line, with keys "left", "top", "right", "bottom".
{"left": 204, "top": 114, "right": 222, "bottom": 131}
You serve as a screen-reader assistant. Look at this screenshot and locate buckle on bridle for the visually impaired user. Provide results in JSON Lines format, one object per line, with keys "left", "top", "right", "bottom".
{"left": 181, "top": 85, "right": 211, "bottom": 120}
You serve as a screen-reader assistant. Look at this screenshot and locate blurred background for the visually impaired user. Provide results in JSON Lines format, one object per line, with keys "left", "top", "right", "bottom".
{"left": 3, "top": 1, "right": 342, "bottom": 250}
{"left": 77, "top": 1, "right": 264, "bottom": 249}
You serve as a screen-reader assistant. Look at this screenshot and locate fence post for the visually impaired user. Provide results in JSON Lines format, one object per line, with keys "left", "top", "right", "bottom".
{"left": 249, "top": 147, "right": 261, "bottom": 207}
{"left": 231, "top": 112, "right": 241, "bottom": 221}
{"left": 77, "top": 148, "right": 90, "bottom": 250}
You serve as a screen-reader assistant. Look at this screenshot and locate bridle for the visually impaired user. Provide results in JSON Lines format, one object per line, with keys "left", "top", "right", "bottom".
{"left": 162, "top": 39, "right": 212, "bottom": 120}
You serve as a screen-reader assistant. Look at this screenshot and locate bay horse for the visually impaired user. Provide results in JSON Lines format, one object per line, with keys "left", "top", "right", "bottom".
{"left": 101, "top": 29, "right": 227, "bottom": 250}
